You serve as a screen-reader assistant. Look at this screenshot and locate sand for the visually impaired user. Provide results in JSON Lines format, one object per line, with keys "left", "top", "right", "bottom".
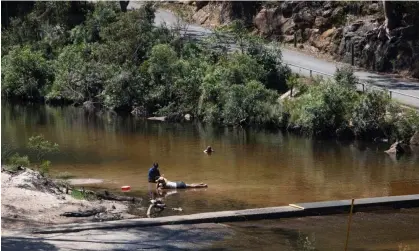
{"left": 1, "top": 167, "right": 140, "bottom": 231}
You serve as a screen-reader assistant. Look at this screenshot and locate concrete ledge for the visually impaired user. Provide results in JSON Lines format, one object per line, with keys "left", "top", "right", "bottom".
{"left": 30, "top": 206, "right": 302, "bottom": 234}
{"left": 29, "top": 194, "right": 419, "bottom": 235}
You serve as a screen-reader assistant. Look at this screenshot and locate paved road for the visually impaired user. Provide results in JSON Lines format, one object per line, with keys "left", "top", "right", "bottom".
{"left": 140, "top": 5, "right": 419, "bottom": 108}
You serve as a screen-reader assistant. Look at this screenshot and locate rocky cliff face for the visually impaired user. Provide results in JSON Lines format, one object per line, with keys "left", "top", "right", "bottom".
{"left": 176, "top": 1, "right": 419, "bottom": 79}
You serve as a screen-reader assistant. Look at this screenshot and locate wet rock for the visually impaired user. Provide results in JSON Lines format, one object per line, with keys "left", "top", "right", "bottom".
{"left": 385, "top": 141, "right": 406, "bottom": 155}
{"left": 184, "top": 114, "right": 192, "bottom": 121}
{"left": 147, "top": 117, "right": 166, "bottom": 122}
{"left": 410, "top": 132, "right": 419, "bottom": 146}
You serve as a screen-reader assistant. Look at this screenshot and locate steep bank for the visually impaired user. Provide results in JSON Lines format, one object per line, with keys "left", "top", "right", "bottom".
{"left": 165, "top": 1, "right": 419, "bottom": 79}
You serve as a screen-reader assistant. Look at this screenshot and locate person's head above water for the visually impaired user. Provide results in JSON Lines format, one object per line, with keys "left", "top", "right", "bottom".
{"left": 153, "top": 162, "right": 159, "bottom": 169}
{"left": 205, "top": 146, "right": 213, "bottom": 152}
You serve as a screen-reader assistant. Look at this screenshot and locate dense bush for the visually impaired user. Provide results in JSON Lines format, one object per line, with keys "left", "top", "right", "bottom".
{"left": 2, "top": 45, "right": 53, "bottom": 100}
{"left": 352, "top": 90, "right": 391, "bottom": 139}
{"left": 2, "top": 1, "right": 419, "bottom": 141}
{"left": 285, "top": 80, "right": 358, "bottom": 137}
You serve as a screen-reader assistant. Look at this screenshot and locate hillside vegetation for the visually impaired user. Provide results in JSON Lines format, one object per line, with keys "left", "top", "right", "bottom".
{"left": 2, "top": 1, "right": 419, "bottom": 142}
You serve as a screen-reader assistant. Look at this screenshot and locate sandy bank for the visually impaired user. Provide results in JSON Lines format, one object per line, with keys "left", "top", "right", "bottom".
{"left": 1, "top": 167, "right": 141, "bottom": 231}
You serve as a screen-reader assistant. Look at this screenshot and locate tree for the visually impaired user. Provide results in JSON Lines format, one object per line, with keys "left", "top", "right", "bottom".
{"left": 2, "top": 45, "right": 53, "bottom": 100}
{"left": 119, "top": 1, "right": 129, "bottom": 12}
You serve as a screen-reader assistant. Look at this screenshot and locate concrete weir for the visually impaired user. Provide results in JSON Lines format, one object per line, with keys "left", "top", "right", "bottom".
{"left": 30, "top": 194, "right": 419, "bottom": 234}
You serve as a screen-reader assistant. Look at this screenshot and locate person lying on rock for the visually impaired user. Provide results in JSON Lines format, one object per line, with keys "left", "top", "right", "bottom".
{"left": 156, "top": 177, "right": 208, "bottom": 189}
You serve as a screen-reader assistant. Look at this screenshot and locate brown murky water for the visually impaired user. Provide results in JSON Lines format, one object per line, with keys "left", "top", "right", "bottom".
{"left": 210, "top": 208, "right": 419, "bottom": 251}
{"left": 2, "top": 102, "right": 419, "bottom": 215}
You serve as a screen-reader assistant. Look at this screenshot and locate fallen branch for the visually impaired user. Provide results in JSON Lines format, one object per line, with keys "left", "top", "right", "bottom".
{"left": 60, "top": 207, "right": 105, "bottom": 217}
{"left": 96, "top": 190, "right": 141, "bottom": 203}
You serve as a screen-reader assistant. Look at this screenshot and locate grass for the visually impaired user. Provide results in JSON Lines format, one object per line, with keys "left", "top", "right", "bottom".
{"left": 71, "top": 189, "right": 87, "bottom": 200}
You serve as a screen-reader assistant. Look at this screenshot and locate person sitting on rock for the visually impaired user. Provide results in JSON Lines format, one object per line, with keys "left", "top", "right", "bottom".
{"left": 203, "top": 146, "right": 214, "bottom": 154}
{"left": 156, "top": 177, "right": 208, "bottom": 189}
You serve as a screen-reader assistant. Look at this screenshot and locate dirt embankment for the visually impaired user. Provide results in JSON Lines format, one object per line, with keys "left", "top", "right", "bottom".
{"left": 1, "top": 167, "right": 144, "bottom": 231}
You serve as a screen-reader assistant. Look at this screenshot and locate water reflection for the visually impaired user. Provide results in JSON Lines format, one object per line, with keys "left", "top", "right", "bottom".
{"left": 2, "top": 102, "right": 419, "bottom": 214}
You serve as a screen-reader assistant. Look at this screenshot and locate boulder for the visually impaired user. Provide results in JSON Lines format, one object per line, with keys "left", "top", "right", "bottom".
{"left": 385, "top": 141, "right": 406, "bottom": 155}
{"left": 254, "top": 8, "right": 295, "bottom": 36}
{"left": 314, "top": 16, "right": 331, "bottom": 30}
{"left": 321, "top": 28, "right": 336, "bottom": 39}
{"left": 410, "top": 132, "right": 419, "bottom": 145}
{"left": 280, "top": 1, "right": 293, "bottom": 18}
{"left": 193, "top": 10, "right": 210, "bottom": 24}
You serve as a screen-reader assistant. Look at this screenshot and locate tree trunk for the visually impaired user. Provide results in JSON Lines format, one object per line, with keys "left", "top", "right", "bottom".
{"left": 96, "top": 190, "right": 141, "bottom": 202}
{"left": 383, "top": 1, "right": 400, "bottom": 33}
{"left": 120, "top": 1, "right": 129, "bottom": 12}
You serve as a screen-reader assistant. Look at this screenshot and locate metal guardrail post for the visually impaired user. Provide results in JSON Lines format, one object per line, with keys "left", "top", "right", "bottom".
{"left": 372, "top": 54, "right": 376, "bottom": 71}
{"left": 351, "top": 43, "right": 355, "bottom": 66}
{"left": 390, "top": 91, "right": 392, "bottom": 99}
{"left": 283, "top": 62, "right": 418, "bottom": 104}
{"left": 294, "top": 33, "right": 297, "bottom": 48}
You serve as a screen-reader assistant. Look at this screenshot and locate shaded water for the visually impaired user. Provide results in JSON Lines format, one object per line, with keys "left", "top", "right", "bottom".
{"left": 2, "top": 102, "right": 419, "bottom": 215}
{"left": 210, "top": 208, "right": 419, "bottom": 251}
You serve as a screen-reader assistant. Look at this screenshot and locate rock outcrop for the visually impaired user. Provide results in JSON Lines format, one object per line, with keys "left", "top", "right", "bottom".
{"left": 175, "top": 1, "right": 419, "bottom": 79}
{"left": 410, "top": 131, "right": 419, "bottom": 146}
{"left": 385, "top": 141, "right": 406, "bottom": 155}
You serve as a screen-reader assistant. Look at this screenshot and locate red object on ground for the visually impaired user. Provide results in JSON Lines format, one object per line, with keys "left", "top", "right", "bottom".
{"left": 121, "top": 186, "right": 131, "bottom": 192}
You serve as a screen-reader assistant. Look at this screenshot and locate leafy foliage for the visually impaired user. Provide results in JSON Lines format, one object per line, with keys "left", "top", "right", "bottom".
{"left": 285, "top": 80, "right": 358, "bottom": 137}
{"left": 7, "top": 153, "right": 31, "bottom": 169}
{"left": 352, "top": 90, "right": 391, "bottom": 139}
{"left": 2, "top": 46, "right": 53, "bottom": 100}
{"left": 27, "top": 134, "right": 59, "bottom": 161}
{"left": 2, "top": 1, "right": 418, "bottom": 142}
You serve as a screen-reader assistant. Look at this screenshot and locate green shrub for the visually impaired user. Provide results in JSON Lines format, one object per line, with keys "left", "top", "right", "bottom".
{"left": 352, "top": 90, "right": 391, "bottom": 139}
{"left": 27, "top": 134, "right": 59, "bottom": 161}
{"left": 71, "top": 189, "right": 87, "bottom": 200}
{"left": 39, "top": 160, "right": 51, "bottom": 176}
{"left": 393, "top": 109, "right": 419, "bottom": 141}
{"left": 2, "top": 45, "right": 53, "bottom": 99}
{"left": 7, "top": 153, "right": 30, "bottom": 168}
{"left": 334, "top": 66, "right": 358, "bottom": 89}
{"left": 286, "top": 80, "right": 358, "bottom": 136}
{"left": 221, "top": 81, "right": 281, "bottom": 125}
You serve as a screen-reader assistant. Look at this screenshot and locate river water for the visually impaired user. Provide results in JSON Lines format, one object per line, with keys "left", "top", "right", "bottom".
{"left": 2, "top": 102, "right": 419, "bottom": 216}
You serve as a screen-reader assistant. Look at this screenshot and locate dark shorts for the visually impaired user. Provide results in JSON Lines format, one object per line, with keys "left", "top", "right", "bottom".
{"left": 176, "top": 181, "right": 186, "bottom": 189}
